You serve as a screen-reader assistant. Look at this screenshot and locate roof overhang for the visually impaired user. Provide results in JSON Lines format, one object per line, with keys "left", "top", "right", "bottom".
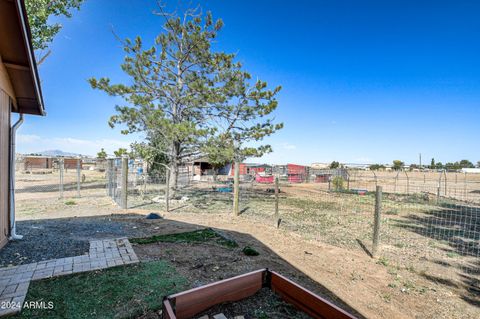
{"left": 0, "top": 0, "right": 45, "bottom": 115}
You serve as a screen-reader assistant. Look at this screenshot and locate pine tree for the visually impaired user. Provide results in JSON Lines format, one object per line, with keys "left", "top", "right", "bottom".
{"left": 89, "top": 4, "right": 234, "bottom": 194}
{"left": 97, "top": 148, "right": 107, "bottom": 159}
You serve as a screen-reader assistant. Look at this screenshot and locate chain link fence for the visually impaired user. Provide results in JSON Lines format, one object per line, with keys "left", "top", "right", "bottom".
{"left": 14, "top": 157, "right": 109, "bottom": 217}
{"left": 16, "top": 157, "right": 107, "bottom": 199}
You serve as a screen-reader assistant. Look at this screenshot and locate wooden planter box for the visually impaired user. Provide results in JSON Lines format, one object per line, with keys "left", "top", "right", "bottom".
{"left": 162, "top": 269, "right": 357, "bottom": 319}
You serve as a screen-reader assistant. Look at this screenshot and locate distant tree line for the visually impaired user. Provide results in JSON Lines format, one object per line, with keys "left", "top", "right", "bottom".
{"left": 428, "top": 158, "right": 475, "bottom": 170}
{"left": 367, "top": 158, "right": 478, "bottom": 171}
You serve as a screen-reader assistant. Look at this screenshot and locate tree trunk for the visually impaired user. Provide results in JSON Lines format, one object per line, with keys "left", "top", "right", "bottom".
{"left": 169, "top": 142, "right": 180, "bottom": 198}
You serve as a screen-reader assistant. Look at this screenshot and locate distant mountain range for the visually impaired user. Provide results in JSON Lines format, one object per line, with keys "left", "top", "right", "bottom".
{"left": 27, "top": 150, "right": 83, "bottom": 157}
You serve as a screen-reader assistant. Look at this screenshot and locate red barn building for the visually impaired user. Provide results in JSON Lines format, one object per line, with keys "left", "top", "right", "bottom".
{"left": 255, "top": 174, "right": 274, "bottom": 184}
{"left": 229, "top": 163, "right": 248, "bottom": 176}
{"left": 287, "top": 164, "right": 307, "bottom": 183}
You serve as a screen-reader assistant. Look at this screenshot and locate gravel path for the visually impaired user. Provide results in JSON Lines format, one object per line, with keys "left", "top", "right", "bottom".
{"left": 0, "top": 215, "right": 155, "bottom": 267}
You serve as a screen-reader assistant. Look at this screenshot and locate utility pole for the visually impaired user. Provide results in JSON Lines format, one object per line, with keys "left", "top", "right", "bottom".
{"left": 419, "top": 153, "right": 422, "bottom": 169}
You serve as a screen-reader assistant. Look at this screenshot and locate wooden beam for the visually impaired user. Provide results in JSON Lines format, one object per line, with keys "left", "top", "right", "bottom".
{"left": 3, "top": 62, "right": 29, "bottom": 71}
{"left": 270, "top": 271, "right": 357, "bottom": 319}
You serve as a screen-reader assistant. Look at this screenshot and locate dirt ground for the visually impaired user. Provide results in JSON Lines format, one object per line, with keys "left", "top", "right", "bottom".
{"left": 9, "top": 208, "right": 478, "bottom": 319}
{"left": 9, "top": 174, "right": 480, "bottom": 319}
{"left": 156, "top": 212, "right": 479, "bottom": 319}
{"left": 345, "top": 170, "right": 480, "bottom": 204}
{"left": 134, "top": 241, "right": 319, "bottom": 319}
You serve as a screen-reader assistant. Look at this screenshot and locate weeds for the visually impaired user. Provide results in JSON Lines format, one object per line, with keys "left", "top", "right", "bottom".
{"left": 377, "top": 257, "right": 389, "bottom": 267}
{"left": 130, "top": 228, "right": 238, "bottom": 248}
{"left": 242, "top": 246, "right": 260, "bottom": 256}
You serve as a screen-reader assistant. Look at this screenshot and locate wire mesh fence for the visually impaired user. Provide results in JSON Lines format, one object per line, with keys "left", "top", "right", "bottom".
{"left": 105, "top": 163, "right": 479, "bottom": 278}
{"left": 14, "top": 157, "right": 109, "bottom": 218}
{"left": 15, "top": 155, "right": 479, "bottom": 298}
{"left": 14, "top": 156, "right": 480, "bottom": 306}
{"left": 15, "top": 157, "right": 107, "bottom": 200}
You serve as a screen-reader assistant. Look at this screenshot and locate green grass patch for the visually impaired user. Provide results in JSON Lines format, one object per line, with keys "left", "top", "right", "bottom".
{"left": 64, "top": 200, "right": 77, "bottom": 206}
{"left": 446, "top": 251, "right": 460, "bottom": 258}
{"left": 376, "top": 257, "right": 389, "bottom": 267}
{"left": 242, "top": 246, "right": 260, "bottom": 256}
{"left": 385, "top": 209, "right": 399, "bottom": 215}
{"left": 130, "top": 228, "right": 238, "bottom": 248}
{"left": 16, "top": 261, "right": 187, "bottom": 319}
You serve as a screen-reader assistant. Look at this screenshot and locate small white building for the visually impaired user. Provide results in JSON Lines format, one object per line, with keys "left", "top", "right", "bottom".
{"left": 461, "top": 168, "right": 480, "bottom": 174}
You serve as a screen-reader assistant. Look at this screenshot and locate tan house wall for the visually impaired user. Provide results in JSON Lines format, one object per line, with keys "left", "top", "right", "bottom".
{"left": 0, "top": 87, "right": 11, "bottom": 249}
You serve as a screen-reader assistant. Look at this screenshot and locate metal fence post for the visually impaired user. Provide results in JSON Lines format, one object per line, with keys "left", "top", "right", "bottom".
{"left": 166, "top": 170, "right": 170, "bottom": 212}
{"left": 107, "top": 159, "right": 113, "bottom": 197}
{"left": 443, "top": 170, "right": 447, "bottom": 197}
{"left": 454, "top": 173, "right": 458, "bottom": 197}
{"left": 423, "top": 173, "right": 426, "bottom": 192}
{"left": 437, "top": 185, "right": 441, "bottom": 204}
{"left": 76, "top": 157, "right": 81, "bottom": 197}
{"left": 59, "top": 158, "right": 64, "bottom": 199}
{"left": 372, "top": 185, "right": 382, "bottom": 257}
{"left": 121, "top": 157, "right": 128, "bottom": 209}
{"left": 274, "top": 176, "right": 280, "bottom": 228}
{"left": 405, "top": 171, "right": 410, "bottom": 194}
{"left": 142, "top": 173, "right": 147, "bottom": 199}
{"left": 233, "top": 161, "right": 240, "bottom": 216}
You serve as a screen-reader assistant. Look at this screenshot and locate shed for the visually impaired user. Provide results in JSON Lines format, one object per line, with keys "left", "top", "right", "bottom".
{"left": 246, "top": 164, "right": 272, "bottom": 175}
{"left": 63, "top": 158, "right": 82, "bottom": 170}
{"left": 287, "top": 163, "right": 307, "bottom": 183}
{"left": 192, "top": 157, "right": 214, "bottom": 176}
{"left": 24, "top": 155, "right": 53, "bottom": 170}
{"left": 461, "top": 168, "right": 480, "bottom": 174}
{"left": 256, "top": 174, "right": 274, "bottom": 184}
{"left": 0, "top": 0, "right": 44, "bottom": 249}
{"left": 229, "top": 163, "right": 248, "bottom": 176}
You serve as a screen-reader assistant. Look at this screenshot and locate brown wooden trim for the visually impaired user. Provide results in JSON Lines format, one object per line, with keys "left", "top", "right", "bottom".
{"left": 6, "top": 97, "right": 11, "bottom": 239}
{"left": 0, "top": 56, "right": 17, "bottom": 104}
{"left": 270, "top": 271, "right": 357, "bottom": 319}
{"left": 0, "top": 90, "right": 11, "bottom": 248}
{"left": 3, "top": 62, "right": 29, "bottom": 71}
{"left": 162, "top": 299, "right": 175, "bottom": 319}
{"left": 168, "top": 269, "right": 265, "bottom": 319}
{"left": 162, "top": 269, "right": 357, "bottom": 319}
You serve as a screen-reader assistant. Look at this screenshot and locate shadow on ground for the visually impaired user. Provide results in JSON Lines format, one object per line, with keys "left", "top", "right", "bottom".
{"left": 393, "top": 202, "right": 480, "bottom": 308}
{"left": 1, "top": 213, "right": 363, "bottom": 318}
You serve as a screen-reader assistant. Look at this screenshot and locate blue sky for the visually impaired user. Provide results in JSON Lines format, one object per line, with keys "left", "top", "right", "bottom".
{"left": 17, "top": 0, "right": 480, "bottom": 165}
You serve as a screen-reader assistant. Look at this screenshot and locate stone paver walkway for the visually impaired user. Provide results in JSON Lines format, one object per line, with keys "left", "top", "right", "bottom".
{"left": 0, "top": 238, "right": 138, "bottom": 317}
